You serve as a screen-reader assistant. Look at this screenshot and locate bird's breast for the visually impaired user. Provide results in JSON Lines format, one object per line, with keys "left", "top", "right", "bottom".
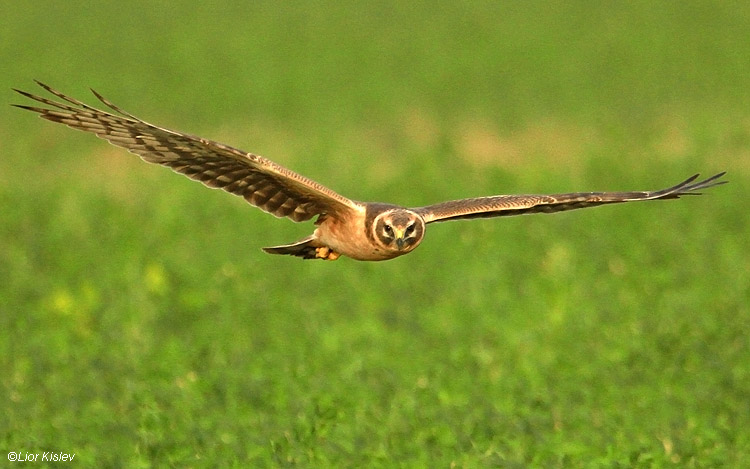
{"left": 315, "top": 213, "right": 403, "bottom": 261}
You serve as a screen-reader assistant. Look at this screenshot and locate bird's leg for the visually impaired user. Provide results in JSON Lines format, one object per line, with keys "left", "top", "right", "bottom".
{"left": 315, "top": 246, "right": 340, "bottom": 260}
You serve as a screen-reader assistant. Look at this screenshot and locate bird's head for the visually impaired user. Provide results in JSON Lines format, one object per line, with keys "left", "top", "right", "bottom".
{"left": 372, "top": 209, "right": 425, "bottom": 254}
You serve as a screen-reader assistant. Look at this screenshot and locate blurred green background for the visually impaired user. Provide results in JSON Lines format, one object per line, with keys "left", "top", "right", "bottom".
{"left": 1, "top": 1, "right": 748, "bottom": 466}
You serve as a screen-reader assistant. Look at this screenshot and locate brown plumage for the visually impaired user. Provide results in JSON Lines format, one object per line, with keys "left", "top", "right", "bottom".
{"left": 14, "top": 81, "right": 727, "bottom": 261}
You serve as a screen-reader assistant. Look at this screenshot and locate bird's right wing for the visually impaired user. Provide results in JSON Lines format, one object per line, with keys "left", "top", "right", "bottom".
{"left": 14, "top": 81, "right": 364, "bottom": 223}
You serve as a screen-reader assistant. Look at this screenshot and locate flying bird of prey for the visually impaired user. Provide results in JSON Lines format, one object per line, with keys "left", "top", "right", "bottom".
{"left": 14, "top": 81, "right": 726, "bottom": 261}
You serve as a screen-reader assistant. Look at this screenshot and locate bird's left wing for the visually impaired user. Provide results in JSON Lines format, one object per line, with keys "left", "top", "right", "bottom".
{"left": 412, "top": 172, "right": 726, "bottom": 224}
{"left": 13, "top": 81, "right": 362, "bottom": 223}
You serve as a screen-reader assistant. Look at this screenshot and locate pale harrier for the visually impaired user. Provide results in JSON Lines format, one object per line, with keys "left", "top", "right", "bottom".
{"left": 14, "top": 82, "right": 726, "bottom": 261}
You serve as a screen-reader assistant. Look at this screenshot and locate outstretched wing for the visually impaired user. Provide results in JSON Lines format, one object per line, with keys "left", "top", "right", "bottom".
{"left": 14, "top": 81, "right": 362, "bottom": 223}
{"left": 413, "top": 172, "right": 726, "bottom": 224}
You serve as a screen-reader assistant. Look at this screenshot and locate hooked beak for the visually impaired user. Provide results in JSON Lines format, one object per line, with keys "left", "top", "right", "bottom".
{"left": 394, "top": 228, "right": 406, "bottom": 250}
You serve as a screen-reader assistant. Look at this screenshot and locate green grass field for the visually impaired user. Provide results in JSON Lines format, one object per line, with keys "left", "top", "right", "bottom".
{"left": 2, "top": 2, "right": 749, "bottom": 466}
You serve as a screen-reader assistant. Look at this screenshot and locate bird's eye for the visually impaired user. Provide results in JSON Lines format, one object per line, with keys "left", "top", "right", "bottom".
{"left": 405, "top": 224, "right": 415, "bottom": 235}
{"left": 383, "top": 224, "right": 393, "bottom": 235}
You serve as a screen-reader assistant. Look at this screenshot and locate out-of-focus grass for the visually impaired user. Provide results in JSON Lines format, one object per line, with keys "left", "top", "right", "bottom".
{"left": 1, "top": 2, "right": 748, "bottom": 466}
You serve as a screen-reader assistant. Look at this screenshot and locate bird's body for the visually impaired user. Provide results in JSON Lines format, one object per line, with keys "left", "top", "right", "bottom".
{"left": 263, "top": 204, "right": 424, "bottom": 261}
{"left": 14, "top": 82, "right": 726, "bottom": 261}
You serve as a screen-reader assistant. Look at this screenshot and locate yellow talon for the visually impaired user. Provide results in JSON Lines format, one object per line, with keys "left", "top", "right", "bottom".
{"left": 315, "top": 247, "right": 340, "bottom": 260}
